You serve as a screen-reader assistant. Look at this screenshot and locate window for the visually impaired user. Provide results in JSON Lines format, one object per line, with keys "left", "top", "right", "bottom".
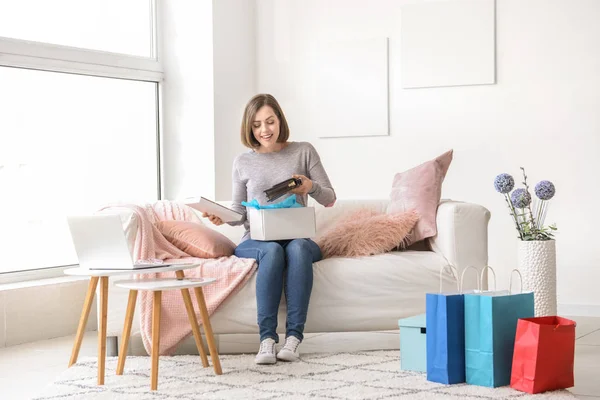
{"left": 0, "top": 0, "right": 154, "bottom": 57}
{"left": 0, "top": 1, "right": 162, "bottom": 280}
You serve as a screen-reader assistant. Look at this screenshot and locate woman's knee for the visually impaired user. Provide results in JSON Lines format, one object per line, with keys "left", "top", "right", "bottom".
{"left": 285, "top": 239, "right": 315, "bottom": 259}
{"left": 235, "top": 240, "right": 285, "bottom": 263}
{"left": 262, "top": 241, "right": 285, "bottom": 259}
{"left": 256, "top": 242, "right": 286, "bottom": 272}
{"left": 286, "top": 239, "right": 322, "bottom": 263}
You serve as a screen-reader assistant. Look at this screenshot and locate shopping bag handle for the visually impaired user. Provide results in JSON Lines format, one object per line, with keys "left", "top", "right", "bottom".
{"left": 479, "top": 266, "right": 497, "bottom": 292}
{"left": 509, "top": 269, "right": 523, "bottom": 294}
{"left": 439, "top": 265, "right": 460, "bottom": 293}
{"left": 459, "top": 265, "right": 481, "bottom": 292}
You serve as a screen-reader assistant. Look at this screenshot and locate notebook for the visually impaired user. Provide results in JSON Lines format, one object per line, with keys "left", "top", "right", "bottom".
{"left": 186, "top": 197, "right": 244, "bottom": 223}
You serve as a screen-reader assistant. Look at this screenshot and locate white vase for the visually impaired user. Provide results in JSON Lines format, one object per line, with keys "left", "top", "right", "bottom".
{"left": 517, "top": 240, "right": 557, "bottom": 316}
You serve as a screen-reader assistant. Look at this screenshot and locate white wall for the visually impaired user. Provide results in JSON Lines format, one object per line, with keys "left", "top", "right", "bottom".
{"left": 213, "top": 0, "right": 257, "bottom": 201}
{"left": 244, "top": 0, "right": 600, "bottom": 311}
{"left": 160, "top": 0, "right": 257, "bottom": 201}
{"left": 159, "top": 0, "right": 216, "bottom": 200}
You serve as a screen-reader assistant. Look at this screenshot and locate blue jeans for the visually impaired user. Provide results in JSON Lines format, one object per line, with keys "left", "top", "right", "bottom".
{"left": 234, "top": 238, "right": 322, "bottom": 343}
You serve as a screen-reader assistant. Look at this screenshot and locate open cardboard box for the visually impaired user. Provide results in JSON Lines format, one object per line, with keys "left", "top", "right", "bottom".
{"left": 248, "top": 207, "right": 316, "bottom": 241}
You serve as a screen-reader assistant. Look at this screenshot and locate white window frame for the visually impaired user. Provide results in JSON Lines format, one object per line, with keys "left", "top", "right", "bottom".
{"left": 0, "top": 0, "right": 164, "bottom": 285}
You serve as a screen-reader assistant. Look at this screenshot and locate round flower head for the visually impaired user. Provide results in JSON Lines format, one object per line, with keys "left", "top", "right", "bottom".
{"left": 511, "top": 188, "right": 531, "bottom": 208}
{"left": 535, "top": 180, "right": 555, "bottom": 200}
{"left": 494, "top": 173, "right": 515, "bottom": 194}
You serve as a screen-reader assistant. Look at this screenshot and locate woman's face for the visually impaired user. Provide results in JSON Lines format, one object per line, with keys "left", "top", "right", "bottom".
{"left": 252, "top": 105, "right": 281, "bottom": 151}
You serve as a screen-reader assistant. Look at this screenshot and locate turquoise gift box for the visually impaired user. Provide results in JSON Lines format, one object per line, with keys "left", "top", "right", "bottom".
{"left": 398, "top": 314, "right": 427, "bottom": 372}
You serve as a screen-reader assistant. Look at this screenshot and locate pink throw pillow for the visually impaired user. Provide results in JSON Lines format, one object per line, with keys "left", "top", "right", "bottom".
{"left": 315, "top": 208, "right": 419, "bottom": 259}
{"left": 387, "top": 150, "right": 453, "bottom": 245}
{"left": 155, "top": 221, "right": 236, "bottom": 259}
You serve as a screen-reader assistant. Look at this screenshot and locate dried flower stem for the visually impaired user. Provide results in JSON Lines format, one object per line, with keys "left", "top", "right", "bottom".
{"left": 536, "top": 200, "right": 546, "bottom": 229}
{"left": 540, "top": 201, "right": 549, "bottom": 228}
{"left": 520, "top": 167, "right": 537, "bottom": 231}
{"left": 534, "top": 200, "right": 541, "bottom": 229}
{"left": 504, "top": 193, "right": 524, "bottom": 240}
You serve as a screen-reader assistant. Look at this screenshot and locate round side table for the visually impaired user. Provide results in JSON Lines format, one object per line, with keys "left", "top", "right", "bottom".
{"left": 115, "top": 274, "right": 222, "bottom": 390}
{"left": 64, "top": 263, "right": 199, "bottom": 386}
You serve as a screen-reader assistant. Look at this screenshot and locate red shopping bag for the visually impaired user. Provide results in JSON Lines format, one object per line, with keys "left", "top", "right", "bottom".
{"left": 510, "top": 316, "right": 576, "bottom": 394}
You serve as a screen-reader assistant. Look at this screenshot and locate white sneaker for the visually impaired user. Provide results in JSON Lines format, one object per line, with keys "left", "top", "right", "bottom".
{"left": 277, "top": 336, "right": 301, "bottom": 361}
{"left": 255, "top": 338, "right": 277, "bottom": 364}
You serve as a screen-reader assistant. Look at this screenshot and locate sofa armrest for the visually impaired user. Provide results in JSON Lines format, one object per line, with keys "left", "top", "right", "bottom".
{"left": 429, "top": 200, "right": 491, "bottom": 291}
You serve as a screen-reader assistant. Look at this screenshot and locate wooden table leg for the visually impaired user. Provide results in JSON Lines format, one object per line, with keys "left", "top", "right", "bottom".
{"left": 98, "top": 276, "right": 109, "bottom": 385}
{"left": 116, "top": 289, "right": 137, "bottom": 375}
{"left": 175, "top": 270, "right": 209, "bottom": 367}
{"left": 180, "top": 288, "right": 209, "bottom": 367}
{"left": 69, "top": 276, "right": 99, "bottom": 367}
{"left": 193, "top": 287, "right": 222, "bottom": 375}
{"left": 151, "top": 290, "right": 162, "bottom": 391}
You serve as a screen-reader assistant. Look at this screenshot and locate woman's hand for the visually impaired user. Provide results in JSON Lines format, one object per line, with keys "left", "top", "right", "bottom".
{"left": 290, "top": 174, "right": 313, "bottom": 196}
{"left": 202, "top": 212, "right": 224, "bottom": 226}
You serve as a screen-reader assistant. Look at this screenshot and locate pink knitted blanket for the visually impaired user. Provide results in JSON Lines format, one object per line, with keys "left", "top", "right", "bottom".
{"left": 102, "top": 201, "right": 256, "bottom": 355}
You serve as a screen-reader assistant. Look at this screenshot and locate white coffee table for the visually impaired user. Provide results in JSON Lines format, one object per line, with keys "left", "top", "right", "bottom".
{"left": 64, "top": 263, "right": 199, "bottom": 385}
{"left": 115, "top": 274, "right": 222, "bottom": 390}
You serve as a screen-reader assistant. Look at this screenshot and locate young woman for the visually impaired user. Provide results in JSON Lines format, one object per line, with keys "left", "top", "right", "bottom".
{"left": 204, "top": 94, "right": 336, "bottom": 364}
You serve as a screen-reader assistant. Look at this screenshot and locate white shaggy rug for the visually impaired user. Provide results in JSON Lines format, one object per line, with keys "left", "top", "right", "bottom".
{"left": 33, "top": 350, "right": 577, "bottom": 400}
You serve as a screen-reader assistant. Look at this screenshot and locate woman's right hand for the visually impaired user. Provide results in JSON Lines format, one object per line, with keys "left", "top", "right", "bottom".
{"left": 202, "top": 212, "right": 224, "bottom": 226}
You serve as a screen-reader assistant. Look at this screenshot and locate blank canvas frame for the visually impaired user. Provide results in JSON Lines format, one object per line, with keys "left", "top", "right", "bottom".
{"left": 310, "top": 37, "right": 390, "bottom": 138}
{"left": 400, "top": 0, "right": 496, "bottom": 89}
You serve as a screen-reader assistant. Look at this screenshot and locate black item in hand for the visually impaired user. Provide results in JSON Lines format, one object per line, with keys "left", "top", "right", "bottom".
{"left": 264, "top": 178, "right": 302, "bottom": 202}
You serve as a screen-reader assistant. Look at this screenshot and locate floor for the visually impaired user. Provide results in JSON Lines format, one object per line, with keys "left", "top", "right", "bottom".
{"left": 0, "top": 316, "right": 598, "bottom": 400}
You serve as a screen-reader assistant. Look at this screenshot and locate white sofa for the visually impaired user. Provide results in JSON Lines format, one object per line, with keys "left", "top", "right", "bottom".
{"left": 99, "top": 198, "right": 490, "bottom": 356}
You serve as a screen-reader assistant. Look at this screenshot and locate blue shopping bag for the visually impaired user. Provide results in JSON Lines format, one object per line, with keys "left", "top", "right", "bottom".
{"left": 426, "top": 265, "right": 476, "bottom": 384}
{"left": 464, "top": 269, "right": 535, "bottom": 388}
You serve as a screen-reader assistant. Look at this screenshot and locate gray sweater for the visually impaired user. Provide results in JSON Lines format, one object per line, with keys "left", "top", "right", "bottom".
{"left": 229, "top": 141, "right": 336, "bottom": 241}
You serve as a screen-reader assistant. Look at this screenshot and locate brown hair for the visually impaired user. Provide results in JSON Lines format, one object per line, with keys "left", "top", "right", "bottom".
{"left": 240, "top": 94, "right": 290, "bottom": 149}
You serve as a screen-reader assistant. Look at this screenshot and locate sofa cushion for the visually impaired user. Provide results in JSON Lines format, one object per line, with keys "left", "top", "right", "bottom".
{"left": 316, "top": 209, "right": 419, "bottom": 258}
{"left": 198, "top": 249, "right": 452, "bottom": 335}
{"left": 155, "top": 220, "right": 236, "bottom": 258}
{"left": 306, "top": 250, "right": 453, "bottom": 332}
{"left": 387, "top": 149, "right": 453, "bottom": 245}
{"left": 309, "top": 198, "right": 389, "bottom": 236}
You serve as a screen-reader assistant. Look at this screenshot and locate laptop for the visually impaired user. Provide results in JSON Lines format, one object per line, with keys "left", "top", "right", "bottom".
{"left": 67, "top": 214, "right": 176, "bottom": 270}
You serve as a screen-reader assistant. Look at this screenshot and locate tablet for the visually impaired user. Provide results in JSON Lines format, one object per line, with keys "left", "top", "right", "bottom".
{"left": 187, "top": 197, "right": 244, "bottom": 223}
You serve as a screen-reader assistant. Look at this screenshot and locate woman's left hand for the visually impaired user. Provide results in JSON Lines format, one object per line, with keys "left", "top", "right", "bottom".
{"left": 291, "top": 174, "right": 313, "bottom": 196}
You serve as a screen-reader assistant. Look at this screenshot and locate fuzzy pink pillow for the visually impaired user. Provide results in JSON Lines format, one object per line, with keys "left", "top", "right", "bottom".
{"left": 387, "top": 149, "right": 453, "bottom": 245}
{"left": 155, "top": 221, "right": 236, "bottom": 259}
{"left": 315, "top": 209, "right": 419, "bottom": 259}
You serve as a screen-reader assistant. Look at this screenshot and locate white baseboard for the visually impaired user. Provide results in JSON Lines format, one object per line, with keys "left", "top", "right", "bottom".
{"left": 558, "top": 303, "right": 600, "bottom": 317}
{"left": 0, "top": 279, "right": 96, "bottom": 347}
